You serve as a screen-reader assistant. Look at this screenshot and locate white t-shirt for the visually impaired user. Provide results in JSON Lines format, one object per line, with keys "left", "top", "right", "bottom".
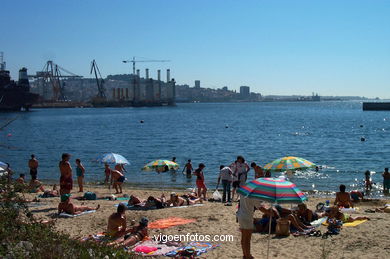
{"left": 236, "top": 194, "right": 263, "bottom": 229}
{"left": 219, "top": 167, "right": 233, "bottom": 182}
{"left": 230, "top": 162, "right": 249, "bottom": 182}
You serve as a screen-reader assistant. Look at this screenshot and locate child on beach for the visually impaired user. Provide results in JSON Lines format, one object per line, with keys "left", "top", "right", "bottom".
{"left": 75, "top": 159, "right": 85, "bottom": 192}
{"left": 364, "top": 170, "right": 372, "bottom": 193}
{"left": 194, "top": 163, "right": 207, "bottom": 200}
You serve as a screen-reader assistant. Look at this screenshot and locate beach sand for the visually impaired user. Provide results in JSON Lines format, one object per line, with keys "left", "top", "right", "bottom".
{"left": 24, "top": 185, "right": 390, "bottom": 259}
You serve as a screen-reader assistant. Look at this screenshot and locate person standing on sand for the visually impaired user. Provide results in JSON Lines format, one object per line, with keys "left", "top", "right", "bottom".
{"left": 75, "top": 159, "right": 85, "bottom": 193}
{"left": 194, "top": 163, "right": 207, "bottom": 200}
{"left": 383, "top": 168, "right": 390, "bottom": 195}
{"left": 182, "top": 159, "right": 193, "bottom": 178}
{"left": 231, "top": 156, "right": 250, "bottom": 201}
{"left": 237, "top": 195, "right": 262, "bottom": 259}
{"left": 217, "top": 165, "right": 233, "bottom": 204}
{"left": 104, "top": 163, "right": 111, "bottom": 184}
{"left": 28, "top": 154, "right": 39, "bottom": 179}
{"left": 114, "top": 163, "right": 126, "bottom": 174}
{"left": 111, "top": 169, "right": 125, "bottom": 194}
{"left": 251, "top": 162, "right": 264, "bottom": 178}
{"left": 59, "top": 153, "right": 73, "bottom": 195}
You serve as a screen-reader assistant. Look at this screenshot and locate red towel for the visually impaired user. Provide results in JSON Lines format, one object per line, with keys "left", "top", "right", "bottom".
{"left": 148, "top": 217, "right": 196, "bottom": 229}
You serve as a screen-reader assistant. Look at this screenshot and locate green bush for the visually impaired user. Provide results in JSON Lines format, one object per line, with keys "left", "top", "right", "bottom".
{"left": 0, "top": 177, "right": 137, "bottom": 259}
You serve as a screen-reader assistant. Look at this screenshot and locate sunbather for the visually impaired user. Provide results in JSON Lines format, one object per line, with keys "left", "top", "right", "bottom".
{"left": 296, "top": 203, "right": 319, "bottom": 225}
{"left": 274, "top": 205, "right": 313, "bottom": 232}
{"left": 41, "top": 184, "right": 60, "bottom": 197}
{"left": 107, "top": 203, "right": 128, "bottom": 238}
{"left": 58, "top": 194, "right": 100, "bottom": 215}
{"left": 29, "top": 175, "right": 45, "bottom": 193}
{"left": 110, "top": 217, "right": 149, "bottom": 247}
{"left": 145, "top": 195, "right": 166, "bottom": 209}
{"left": 127, "top": 195, "right": 144, "bottom": 206}
{"left": 326, "top": 206, "right": 369, "bottom": 223}
{"left": 166, "top": 192, "right": 202, "bottom": 207}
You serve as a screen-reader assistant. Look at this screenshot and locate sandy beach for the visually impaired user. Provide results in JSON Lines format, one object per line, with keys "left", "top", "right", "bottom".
{"left": 20, "top": 184, "right": 390, "bottom": 259}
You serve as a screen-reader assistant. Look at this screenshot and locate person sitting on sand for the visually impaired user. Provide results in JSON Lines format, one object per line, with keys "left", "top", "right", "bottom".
{"left": 350, "top": 190, "right": 364, "bottom": 202}
{"left": 326, "top": 206, "right": 369, "bottom": 223}
{"left": 254, "top": 206, "right": 279, "bottom": 233}
{"left": 111, "top": 169, "right": 125, "bottom": 194}
{"left": 334, "top": 184, "right": 353, "bottom": 208}
{"left": 296, "top": 203, "right": 319, "bottom": 225}
{"left": 111, "top": 217, "right": 149, "bottom": 247}
{"left": 15, "top": 174, "right": 27, "bottom": 192}
{"left": 274, "top": 205, "right": 313, "bottom": 232}
{"left": 107, "top": 203, "right": 129, "bottom": 238}
{"left": 166, "top": 192, "right": 202, "bottom": 207}
{"left": 29, "top": 175, "right": 45, "bottom": 193}
{"left": 58, "top": 194, "right": 100, "bottom": 215}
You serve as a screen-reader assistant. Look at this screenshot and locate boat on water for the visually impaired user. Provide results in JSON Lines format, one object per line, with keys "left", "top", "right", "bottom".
{"left": 363, "top": 102, "right": 390, "bottom": 111}
{"left": 0, "top": 55, "right": 39, "bottom": 111}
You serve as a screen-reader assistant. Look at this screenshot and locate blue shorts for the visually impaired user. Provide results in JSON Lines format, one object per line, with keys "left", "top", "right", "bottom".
{"left": 117, "top": 176, "right": 125, "bottom": 183}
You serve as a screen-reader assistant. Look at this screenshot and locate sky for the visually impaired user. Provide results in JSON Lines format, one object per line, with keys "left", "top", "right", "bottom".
{"left": 1, "top": 0, "right": 390, "bottom": 98}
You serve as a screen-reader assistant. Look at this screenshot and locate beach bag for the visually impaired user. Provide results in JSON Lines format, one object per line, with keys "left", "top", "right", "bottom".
{"left": 83, "top": 192, "right": 97, "bottom": 200}
{"left": 275, "top": 218, "right": 290, "bottom": 237}
{"left": 212, "top": 190, "right": 222, "bottom": 201}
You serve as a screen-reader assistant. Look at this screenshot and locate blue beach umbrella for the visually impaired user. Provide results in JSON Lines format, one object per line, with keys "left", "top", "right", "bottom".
{"left": 96, "top": 153, "right": 130, "bottom": 165}
{"left": 0, "top": 161, "right": 8, "bottom": 169}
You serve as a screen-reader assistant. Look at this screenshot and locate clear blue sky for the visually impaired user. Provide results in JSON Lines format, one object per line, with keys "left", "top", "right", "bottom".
{"left": 2, "top": 0, "right": 390, "bottom": 97}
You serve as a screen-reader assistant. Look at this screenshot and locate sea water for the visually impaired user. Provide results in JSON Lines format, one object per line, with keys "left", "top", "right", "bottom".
{"left": 0, "top": 101, "right": 389, "bottom": 196}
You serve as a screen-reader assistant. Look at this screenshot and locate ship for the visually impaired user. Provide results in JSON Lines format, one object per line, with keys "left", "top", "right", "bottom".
{"left": 0, "top": 54, "right": 39, "bottom": 111}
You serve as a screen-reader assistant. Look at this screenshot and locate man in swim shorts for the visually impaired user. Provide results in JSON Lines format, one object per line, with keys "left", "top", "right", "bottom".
{"left": 383, "top": 168, "right": 390, "bottom": 195}
{"left": 59, "top": 153, "right": 73, "bottom": 195}
{"left": 111, "top": 169, "right": 125, "bottom": 194}
{"left": 28, "top": 154, "right": 39, "bottom": 179}
{"left": 107, "top": 203, "right": 128, "bottom": 237}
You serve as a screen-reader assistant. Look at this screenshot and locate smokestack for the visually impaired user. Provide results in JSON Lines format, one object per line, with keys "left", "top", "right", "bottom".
{"left": 145, "top": 68, "right": 149, "bottom": 79}
{"left": 166, "top": 69, "right": 170, "bottom": 83}
{"left": 136, "top": 69, "right": 140, "bottom": 77}
{"left": 157, "top": 70, "right": 161, "bottom": 81}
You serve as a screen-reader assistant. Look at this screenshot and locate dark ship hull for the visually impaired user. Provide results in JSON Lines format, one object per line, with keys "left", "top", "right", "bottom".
{"left": 0, "top": 67, "right": 39, "bottom": 111}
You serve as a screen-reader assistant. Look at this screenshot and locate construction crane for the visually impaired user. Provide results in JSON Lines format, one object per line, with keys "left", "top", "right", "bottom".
{"left": 30, "top": 61, "right": 82, "bottom": 101}
{"left": 90, "top": 60, "right": 106, "bottom": 99}
{"left": 122, "top": 56, "right": 170, "bottom": 75}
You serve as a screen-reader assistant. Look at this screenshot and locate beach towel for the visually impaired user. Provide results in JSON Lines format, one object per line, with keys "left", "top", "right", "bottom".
{"left": 340, "top": 207, "right": 359, "bottom": 214}
{"left": 148, "top": 217, "right": 196, "bottom": 229}
{"left": 114, "top": 202, "right": 157, "bottom": 210}
{"left": 172, "top": 204, "right": 204, "bottom": 209}
{"left": 165, "top": 242, "right": 220, "bottom": 257}
{"left": 322, "top": 219, "right": 367, "bottom": 227}
{"left": 58, "top": 210, "right": 96, "bottom": 218}
{"left": 310, "top": 217, "right": 327, "bottom": 228}
{"left": 132, "top": 240, "right": 180, "bottom": 256}
{"left": 81, "top": 232, "right": 113, "bottom": 242}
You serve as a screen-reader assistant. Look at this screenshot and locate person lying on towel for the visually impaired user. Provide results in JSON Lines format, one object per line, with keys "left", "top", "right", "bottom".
{"left": 326, "top": 206, "right": 370, "bottom": 223}
{"left": 166, "top": 192, "right": 202, "bottom": 207}
{"left": 58, "top": 194, "right": 100, "bottom": 215}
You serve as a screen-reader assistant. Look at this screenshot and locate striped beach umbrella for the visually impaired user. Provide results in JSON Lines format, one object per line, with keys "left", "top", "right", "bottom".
{"left": 237, "top": 177, "right": 307, "bottom": 204}
{"left": 142, "top": 159, "right": 179, "bottom": 171}
{"left": 238, "top": 177, "right": 307, "bottom": 259}
{"left": 263, "top": 156, "right": 315, "bottom": 172}
{"left": 96, "top": 153, "right": 130, "bottom": 165}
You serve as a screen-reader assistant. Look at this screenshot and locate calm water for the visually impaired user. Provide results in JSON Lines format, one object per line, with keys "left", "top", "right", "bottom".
{"left": 1, "top": 102, "right": 389, "bottom": 196}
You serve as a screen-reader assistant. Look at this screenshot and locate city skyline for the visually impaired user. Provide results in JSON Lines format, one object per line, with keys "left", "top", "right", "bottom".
{"left": 2, "top": 0, "right": 390, "bottom": 98}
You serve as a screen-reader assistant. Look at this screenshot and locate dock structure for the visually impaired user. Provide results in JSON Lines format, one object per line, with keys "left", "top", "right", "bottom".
{"left": 363, "top": 102, "right": 390, "bottom": 111}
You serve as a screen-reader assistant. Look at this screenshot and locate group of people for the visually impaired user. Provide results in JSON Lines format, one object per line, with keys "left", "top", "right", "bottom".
{"left": 126, "top": 191, "right": 203, "bottom": 209}
{"left": 237, "top": 184, "right": 371, "bottom": 259}
{"left": 365, "top": 168, "right": 390, "bottom": 195}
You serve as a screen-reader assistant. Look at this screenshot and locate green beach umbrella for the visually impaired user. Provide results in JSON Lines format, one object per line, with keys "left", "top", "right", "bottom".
{"left": 263, "top": 156, "right": 315, "bottom": 172}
